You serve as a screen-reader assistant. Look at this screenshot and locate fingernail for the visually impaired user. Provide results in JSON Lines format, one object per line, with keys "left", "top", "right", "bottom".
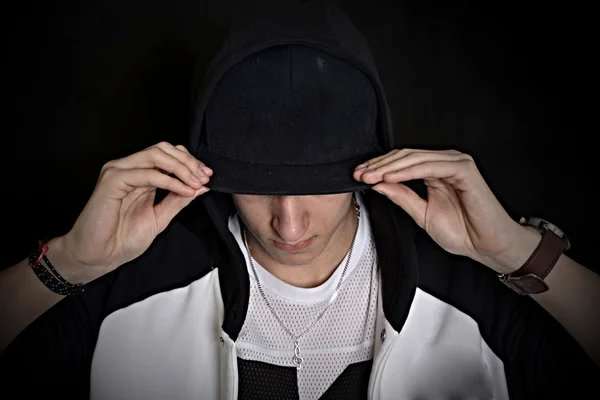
{"left": 356, "top": 164, "right": 367, "bottom": 170}
{"left": 200, "top": 166, "right": 213, "bottom": 175}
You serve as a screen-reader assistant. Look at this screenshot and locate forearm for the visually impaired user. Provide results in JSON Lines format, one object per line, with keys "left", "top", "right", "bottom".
{"left": 0, "top": 256, "right": 64, "bottom": 352}
{"left": 533, "top": 250, "right": 600, "bottom": 366}
{"left": 493, "top": 225, "right": 600, "bottom": 366}
{"left": 0, "top": 236, "right": 97, "bottom": 353}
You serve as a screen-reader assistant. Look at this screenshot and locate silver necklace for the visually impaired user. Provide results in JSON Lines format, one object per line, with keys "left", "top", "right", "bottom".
{"left": 242, "top": 197, "right": 361, "bottom": 371}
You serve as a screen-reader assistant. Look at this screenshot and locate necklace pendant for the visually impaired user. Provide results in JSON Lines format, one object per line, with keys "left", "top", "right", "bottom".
{"left": 292, "top": 339, "right": 303, "bottom": 370}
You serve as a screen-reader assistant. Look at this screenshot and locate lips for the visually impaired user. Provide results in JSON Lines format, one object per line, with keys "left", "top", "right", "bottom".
{"left": 272, "top": 237, "right": 313, "bottom": 252}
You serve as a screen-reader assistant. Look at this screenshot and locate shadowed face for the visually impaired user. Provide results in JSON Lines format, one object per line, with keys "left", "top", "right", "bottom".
{"left": 232, "top": 193, "right": 354, "bottom": 266}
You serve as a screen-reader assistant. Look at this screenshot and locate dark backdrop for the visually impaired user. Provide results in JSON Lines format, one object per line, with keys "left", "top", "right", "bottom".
{"left": 2, "top": 0, "right": 595, "bottom": 270}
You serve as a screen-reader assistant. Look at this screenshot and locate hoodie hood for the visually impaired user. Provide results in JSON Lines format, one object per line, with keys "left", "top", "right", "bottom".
{"left": 188, "top": 0, "right": 397, "bottom": 339}
{"left": 188, "top": 0, "right": 394, "bottom": 156}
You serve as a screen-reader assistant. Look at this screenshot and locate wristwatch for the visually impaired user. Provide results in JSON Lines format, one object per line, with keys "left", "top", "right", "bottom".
{"left": 498, "top": 217, "right": 570, "bottom": 295}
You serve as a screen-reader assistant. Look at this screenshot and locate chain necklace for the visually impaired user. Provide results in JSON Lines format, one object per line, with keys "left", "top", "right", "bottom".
{"left": 242, "top": 197, "right": 361, "bottom": 371}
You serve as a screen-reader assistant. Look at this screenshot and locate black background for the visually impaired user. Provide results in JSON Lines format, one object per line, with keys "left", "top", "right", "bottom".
{"left": 1, "top": 0, "right": 596, "bottom": 270}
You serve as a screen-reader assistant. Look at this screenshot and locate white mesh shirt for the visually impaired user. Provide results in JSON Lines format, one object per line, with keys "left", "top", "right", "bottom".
{"left": 228, "top": 192, "right": 379, "bottom": 399}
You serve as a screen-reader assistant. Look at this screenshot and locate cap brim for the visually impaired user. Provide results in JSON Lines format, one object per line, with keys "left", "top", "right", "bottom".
{"left": 195, "top": 145, "right": 384, "bottom": 195}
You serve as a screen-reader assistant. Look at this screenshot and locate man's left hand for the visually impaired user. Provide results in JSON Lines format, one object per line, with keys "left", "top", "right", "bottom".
{"left": 354, "top": 149, "right": 531, "bottom": 274}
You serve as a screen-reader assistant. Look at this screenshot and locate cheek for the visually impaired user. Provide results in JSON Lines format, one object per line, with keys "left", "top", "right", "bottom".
{"left": 242, "top": 209, "right": 268, "bottom": 229}
{"left": 239, "top": 207, "right": 274, "bottom": 238}
{"left": 323, "top": 196, "right": 350, "bottom": 217}
{"left": 313, "top": 203, "right": 349, "bottom": 232}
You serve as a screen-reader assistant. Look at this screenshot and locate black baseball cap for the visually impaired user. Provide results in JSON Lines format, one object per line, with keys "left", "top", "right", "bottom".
{"left": 194, "top": 43, "right": 385, "bottom": 195}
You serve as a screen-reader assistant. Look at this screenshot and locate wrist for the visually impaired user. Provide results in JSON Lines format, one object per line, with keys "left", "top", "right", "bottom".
{"left": 45, "top": 236, "right": 104, "bottom": 284}
{"left": 482, "top": 222, "right": 543, "bottom": 274}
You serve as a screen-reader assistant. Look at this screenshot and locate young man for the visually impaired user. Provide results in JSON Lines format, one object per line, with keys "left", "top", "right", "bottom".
{"left": 1, "top": 1, "right": 599, "bottom": 399}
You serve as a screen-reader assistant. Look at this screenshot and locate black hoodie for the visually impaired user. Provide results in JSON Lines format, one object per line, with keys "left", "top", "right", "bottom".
{"left": 188, "top": 0, "right": 394, "bottom": 157}
{"left": 2, "top": 1, "right": 599, "bottom": 399}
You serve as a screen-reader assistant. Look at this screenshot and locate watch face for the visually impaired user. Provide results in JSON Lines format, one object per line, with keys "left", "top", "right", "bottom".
{"left": 541, "top": 220, "right": 560, "bottom": 234}
{"left": 521, "top": 217, "right": 571, "bottom": 250}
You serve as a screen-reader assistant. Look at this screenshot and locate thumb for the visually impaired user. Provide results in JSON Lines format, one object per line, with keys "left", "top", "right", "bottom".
{"left": 154, "top": 187, "right": 210, "bottom": 233}
{"left": 372, "top": 182, "right": 427, "bottom": 229}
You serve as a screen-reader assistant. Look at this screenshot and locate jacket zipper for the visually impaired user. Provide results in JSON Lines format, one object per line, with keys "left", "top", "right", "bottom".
{"left": 368, "top": 331, "right": 397, "bottom": 399}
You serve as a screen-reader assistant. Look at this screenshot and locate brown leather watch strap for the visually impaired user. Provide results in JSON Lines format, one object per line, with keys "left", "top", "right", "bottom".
{"left": 499, "top": 223, "right": 568, "bottom": 295}
{"left": 510, "top": 228, "right": 566, "bottom": 280}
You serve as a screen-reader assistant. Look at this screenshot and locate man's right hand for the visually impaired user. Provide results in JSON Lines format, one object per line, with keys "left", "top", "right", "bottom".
{"left": 58, "top": 142, "right": 212, "bottom": 281}
{"left": 1, "top": 142, "right": 211, "bottom": 351}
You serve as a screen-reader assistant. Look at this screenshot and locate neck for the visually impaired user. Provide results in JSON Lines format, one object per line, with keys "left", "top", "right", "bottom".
{"left": 246, "top": 202, "right": 358, "bottom": 288}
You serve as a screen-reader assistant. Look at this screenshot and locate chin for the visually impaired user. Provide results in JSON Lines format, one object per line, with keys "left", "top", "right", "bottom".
{"left": 268, "top": 244, "right": 323, "bottom": 267}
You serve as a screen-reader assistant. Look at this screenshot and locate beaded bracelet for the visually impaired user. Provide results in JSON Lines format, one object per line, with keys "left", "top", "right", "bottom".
{"left": 29, "top": 240, "right": 85, "bottom": 296}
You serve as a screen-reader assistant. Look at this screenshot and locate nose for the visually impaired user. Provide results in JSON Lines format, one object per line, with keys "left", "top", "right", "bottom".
{"left": 271, "top": 196, "right": 309, "bottom": 243}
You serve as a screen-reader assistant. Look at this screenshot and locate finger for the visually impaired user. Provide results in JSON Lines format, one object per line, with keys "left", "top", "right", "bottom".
{"left": 380, "top": 160, "right": 474, "bottom": 190}
{"left": 173, "top": 145, "right": 202, "bottom": 171}
{"left": 163, "top": 145, "right": 213, "bottom": 178}
{"left": 175, "top": 144, "right": 190, "bottom": 153}
{"left": 174, "top": 144, "right": 201, "bottom": 161}
{"left": 154, "top": 142, "right": 212, "bottom": 177}
{"left": 358, "top": 152, "right": 462, "bottom": 183}
{"left": 357, "top": 153, "right": 471, "bottom": 185}
{"left": 372, "top": 182, "right": 427, "bottom": 228}
{"left": 354, "top": 150, "right": 415, "bottom": 181}
{"left": 357, "top": 148, "right": 463, "bottom": 172}
{"left": 154, "top": 186, "right": 210, "bottom": 233}
{"left": 354, "top": 150, "right": 400, "bottom": 181}
{"left": 366, "top": 149, "right": 462, "bottom": 172}
{"left": 354, "top": 148, "right": 454, "bottom": 182}
{"left": 109, "top": 147, "right": 206, "bottom": 189}
{"left": 355, "top": 149, "right": 401, "bottom": 170}
{"left": 104, "top": 168, "right": 198, "bottom": 199}
{"left": 159, "top": 142, "right": 213, "bottom": 177}
{"left": 358, "top": 148, "right": 420, "bottom": 171}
